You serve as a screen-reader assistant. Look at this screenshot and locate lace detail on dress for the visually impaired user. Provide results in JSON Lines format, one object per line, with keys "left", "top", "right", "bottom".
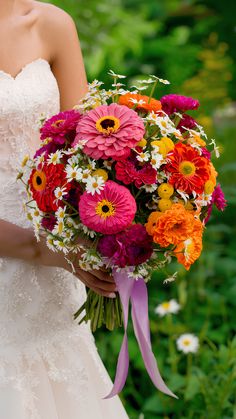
{"left": 0, "top": 59, "right": 116, "bottom": 419}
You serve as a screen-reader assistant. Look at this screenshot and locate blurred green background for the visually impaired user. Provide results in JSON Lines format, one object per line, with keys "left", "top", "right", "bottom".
{"left": 48, "top": 0, "right": 236, "bottom": 417}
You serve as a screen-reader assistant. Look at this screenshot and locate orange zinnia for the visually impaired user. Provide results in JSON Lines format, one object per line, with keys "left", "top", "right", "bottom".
{"left": 149, "top": 204, "right": 193, "bottom": 247}
{"left": 165, "top": 142, "right": 211, "bottom": 194}
{"left": 119, "top": 93, "right": 162, "bottom": 113}
{"left": 145, "top": 211, "right": 162, "bottom": 236}
{"left": 174, "top": 218, "right": 203, "bottom": 270}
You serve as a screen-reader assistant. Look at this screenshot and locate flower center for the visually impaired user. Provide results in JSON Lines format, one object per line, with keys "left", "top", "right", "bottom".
{"left": 95, "top": 199, "right": 115, "bottom": 218}
{"left": 52, "top": 119, "right": 65, "bottom": 128}
{"left": 182, "top": 339, "right": 191, "bottom": 346}
{"left": 32, "top": 170, "right": 47, "bottom": 191}
{"left": 179, "top": 161, "right": 196, "bottom": 177}
{"left": 96, "top": 116, "right": 120, "bottom": 135}
{"left": 161, "top": 302, "right": 170, "bottom": 310}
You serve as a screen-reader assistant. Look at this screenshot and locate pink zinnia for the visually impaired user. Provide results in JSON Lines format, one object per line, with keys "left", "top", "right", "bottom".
{"left": 78, "top": 180, "right": 137, "bottom": 234}
{"left": 115, "top": 151, "right": 157, "bottom": 188}
{"left": 97, "top": 224, "right": 153, "bottom": 267}
{"left": 72, "top": 103, "right": 145, "bottom": 160}
{"left": 40, "top": 110, "right": 81, "bottom": 145}
{"left": 205, "top": 184, "right": 227, "bottom": 223}
{"left": 160, "top": 94, "right": 199, "bottom": 115}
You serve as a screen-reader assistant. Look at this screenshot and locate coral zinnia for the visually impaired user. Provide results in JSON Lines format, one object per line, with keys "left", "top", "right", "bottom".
{"left": 160, "top": 94, "right": 199, "bottom": 115}
{"left": 174, "top": 218, "right": 203, "bottom": 270}
{"left": 40, "top": 110, "right": 81, "bottom": 145}
{"left": 118, "top": 93, "right": 162, "bottom": 113}
{"left": 29, "top": 163, "right": 70, "bottom": 212}
{"left": 147, "top": 204, "right": 194, "bottom": 247}
{"left": 165, "top": 143, "right": 211, "bottom": 194}
{"left": 78, "top": 180, "right": 136, "bottom": 234}
{"left": 97, "top": 224, "right": 153, "bottom": 267}
{"left": 115, "top": 151, "right": 157, "bottom": 188}
{"left": 72, "top": 103, "right": 145, "bottom": 160}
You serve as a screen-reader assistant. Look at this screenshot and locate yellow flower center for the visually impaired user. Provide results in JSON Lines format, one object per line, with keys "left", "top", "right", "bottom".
{"left": 179, "top": 161, "right": 196, "bottom": 177}
{"left": 182, "top": 339, "right": 191, "bottom": 346}
{"left": 95, "top": 199, "right": 115, "bottom": 218}
{"left": 32, "top": 170, "right": 47, "bottom": 191}
{"left": 92, "top": 169, "right": 108, "bottom": 181}
{"left": 96, "top": 115, "right": 120, "bottom": 135}
{"left": 52, "top": 119, "right": 65, "bottom": 128}
{"left": 161, "top": 302, "right": 170, "bottom": 310}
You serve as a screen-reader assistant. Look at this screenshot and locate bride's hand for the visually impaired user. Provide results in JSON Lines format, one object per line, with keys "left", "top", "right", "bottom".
{"left": 72, "top": 266, "right": 117, "bottom": 298}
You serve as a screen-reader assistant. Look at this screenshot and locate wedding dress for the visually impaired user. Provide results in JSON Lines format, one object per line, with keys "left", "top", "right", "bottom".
{"left": 0, "top": 58, "right": 129, "bottom": 419}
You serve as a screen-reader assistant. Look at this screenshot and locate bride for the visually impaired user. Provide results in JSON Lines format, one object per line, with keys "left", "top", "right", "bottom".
{"left": 0, "top": 0, "right": 129, "bottom": 418}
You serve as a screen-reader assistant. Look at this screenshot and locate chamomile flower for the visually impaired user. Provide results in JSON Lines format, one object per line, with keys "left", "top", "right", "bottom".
{"left": 55, "top": 206, "right": 66, "bottom": 220}
{"left": 81, "top": 169, "right": 92, "bottom": 183}
{"left": 46, "top": 235, "right": 56, "bottom": 251}
{"left": 52, "top": 220, "right": 64, "bottom": 235}
{"left": 54, "top": 240, "right": 68, "bottom": 254}
{"left": 47, "top": 150, "right": 63, "bottom": 165}
{"left": 54, "top": 186, "right": 67, "bottom": 204}
{"left": 176, "top": 334, "right": 199, "bottom": 354}
{"left": 129, "top": 98, "right": 146, "bottom": 106}
{"left": 136, "top": 151, "right": 150, "bottom": 163}
{"left": 150, "top": 152, "right": 164, "bottom": 169}
{"left": 155, "top": 299, "right": 180, "bottom": 317}
{"left": 21, "top": 155, "right": 29, "bottom": 167}
{"left": 65, "top": 164, "right": 83, "bottom": 182}
{"left": 85, "top": 175, "right": 105, "bottom": 195}
{"left": 108, "top": 69, "right": 126, "bottom": 79}
{"left": 142, "top": 184, "right": 157, "bottom": 193}
{"left": 103, "top": 160, "right": 113, "bottom": 170}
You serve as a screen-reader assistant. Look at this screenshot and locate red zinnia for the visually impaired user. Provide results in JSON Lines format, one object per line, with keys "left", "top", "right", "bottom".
{"left": 29, "top": 163, "right": 71, "bottom": 212}
{"left": 165, "top": 143, "right": 210, "bottom": 194}
{"left": 115, "top": 151, "right": 157, "bottom": 188}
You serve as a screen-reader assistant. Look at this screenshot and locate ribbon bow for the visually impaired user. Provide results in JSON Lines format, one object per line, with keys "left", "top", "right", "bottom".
{"left": 105, "top": 268, "right": 177, "bottom": 399}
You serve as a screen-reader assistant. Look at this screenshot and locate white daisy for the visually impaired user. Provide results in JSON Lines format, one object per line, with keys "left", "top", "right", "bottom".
{"left": 176, "top": 334, "right": 199, "bottom": 354}
{"left": 54, "top": 240, "right": 68, "bottom": 254}
{"left": 54, "top": 186, "right": 67, "bottom": 204}
{"left": 81, "top": 169, "right": 92, "bottom": 183}
{"left": 65, "top": 164, "right": 83, "bottom": 182}
{"left": 142, "top": 184, "right": 157, "bottom": 193}
{"left": 150, "top": 152, "right": 164, "bottom": 169}
{"left": 155, "top": 299, "right": 181, "bottom": 317}
{"left": 136, "top": 151, "right": 150, "bottom": 163}
{"left": 46, "top": 235, "right": 56, "bottom": 252}
{"left": 85, "top": 175, "right": 105, "bottom": 195}
{"left": 52, "top": 220, "right": 64, "bottom": 235}
{"left": 47, "top": 150, "right": 63, "bottom": 165}
{"left": 108, "top": 69, "right": 126, "bottom": 79}
{"left": 55, "top": 206, "right": 66, "bottom": 220}
{"left": 103, "top": 160, "right": 113, "bottom": 170}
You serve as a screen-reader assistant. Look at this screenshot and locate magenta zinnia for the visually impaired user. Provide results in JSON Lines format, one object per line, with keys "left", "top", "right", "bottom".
{"left": 40, "top": 110, "right": 81, "bottom": 145}
{"left": 115, "top": 150, "right": 157, "bottom": 188}
{"left": 97, "top": 224, "right": 153, "bottom": 267}
{"left": 78, "top": 180, "right": 137, "bottom": 234}
{"left": 160, "top": 94, "right": 199, "bottom": 115}
{"left": 72, "top": 103, "right": 145, "bottom": 160}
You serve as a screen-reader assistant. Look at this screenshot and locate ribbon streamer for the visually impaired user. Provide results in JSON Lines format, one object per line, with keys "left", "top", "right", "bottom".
{"left": 105, "top": 268, "right": 177, "bottom": 399}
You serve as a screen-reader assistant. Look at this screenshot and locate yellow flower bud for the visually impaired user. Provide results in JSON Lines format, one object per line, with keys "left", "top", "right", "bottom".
{"left": 157, "top": 183, "right": 174, "bottom": 199}
{"left": 92, "top": 169, "right": 108, "bottom": 182}
{"left": 158, "top": 198, "right": 173, "bottom": 212}
{"left": 204, "top": 180, "right": 215, "bottom": 195}
{"left": 161, "top": 137, "right": 175, "bottom": 152}
{"left": 137, "top": 138, "right": 147, "bottom": 148}
{"left": 151, "top": 140, "right": 167, "bottom": 157}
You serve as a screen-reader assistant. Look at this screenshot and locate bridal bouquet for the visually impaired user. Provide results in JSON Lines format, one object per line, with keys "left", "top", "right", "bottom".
{"left": 18, "top": 71, "right": 226, "bottom": 398}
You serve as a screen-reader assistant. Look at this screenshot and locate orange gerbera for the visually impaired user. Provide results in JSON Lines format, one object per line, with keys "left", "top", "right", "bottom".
{"left": 148, "top": 204, "right": 193, "bottom": 247}
{"left": 119, "top": 93, "right": 162, "bottom": 113}
{"left": 174, "top": 218, "right": 203, "bottom": 270}
{"left": 165, "top": 143, "right": 211, "bottom": 194}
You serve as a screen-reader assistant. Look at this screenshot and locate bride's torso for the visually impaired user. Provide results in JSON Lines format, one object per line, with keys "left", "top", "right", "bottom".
{"left": 0, "top": 59, "right": 88, "bottom": 349}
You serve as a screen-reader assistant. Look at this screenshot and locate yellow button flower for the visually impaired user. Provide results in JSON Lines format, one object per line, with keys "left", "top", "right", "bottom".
{"left": 204, "top": 180, "right": 215, "bottom": 195}
{"left": 137, "top": 138, "right": 147, "bottom": 148}
{"left": 157, "top": 183, "right": 174, "bottom": 199}
{"left": 151, "top": 140, "right": 167, "bottom": 157}
{"left": 92, "top": 169, "right": 108, "bottom": 182}
{"left": 158, "top": 198, "right": 173, "bottom": 212}
{"left": 161, "top": 137, "right": 175, "bottom": 152}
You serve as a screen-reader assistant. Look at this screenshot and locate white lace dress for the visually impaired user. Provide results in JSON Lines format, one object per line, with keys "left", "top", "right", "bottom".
{"left": 0, "top": 58, "right": 129, "bottom": 419}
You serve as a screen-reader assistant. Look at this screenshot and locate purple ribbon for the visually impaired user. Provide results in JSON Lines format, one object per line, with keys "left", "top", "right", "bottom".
{"left": 105, "top": 268, "right": 177, "bottom": 399}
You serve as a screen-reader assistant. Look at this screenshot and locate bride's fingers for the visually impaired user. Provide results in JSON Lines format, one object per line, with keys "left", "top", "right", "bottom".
{"left": 92, "top": 269, "right": 114, "bottom": 283}
{"left": 75, "top": 270, "right": 116, "bottom": 293}
{"left": 91, "top": 286, "right": 117, "bottom": 298}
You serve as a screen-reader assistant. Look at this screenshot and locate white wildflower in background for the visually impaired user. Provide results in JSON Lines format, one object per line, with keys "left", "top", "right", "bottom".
{"left": 155, "top": 299, "right": 180, "bottom": 317}
{"left": 176, "top": 334, "right": 199, "bottom": 354}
